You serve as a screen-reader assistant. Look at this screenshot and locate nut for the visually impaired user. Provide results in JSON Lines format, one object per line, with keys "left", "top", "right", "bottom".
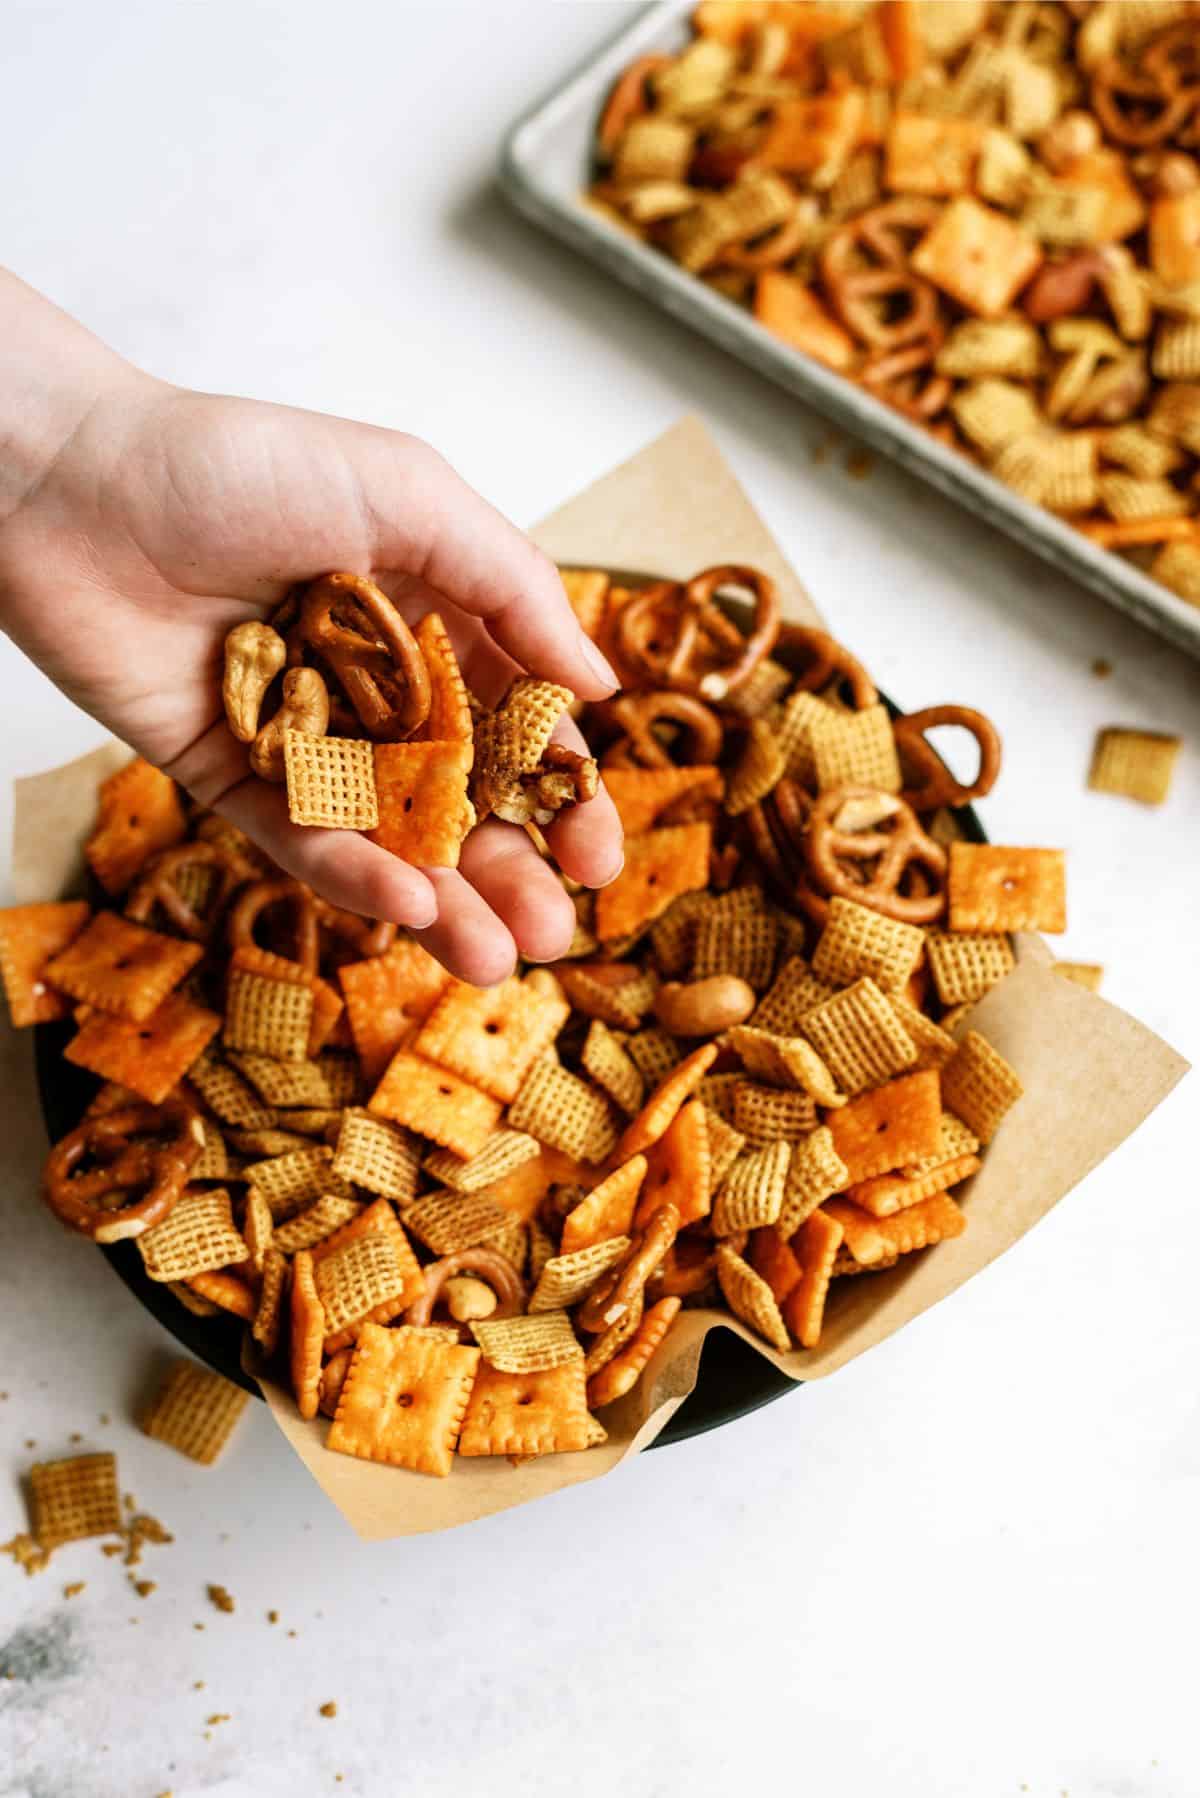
{"left": 317, "top": 1348, "right": 353, "bottom": 1419}
{"left": 444, "top": 1276, "right": 498, "bottom": 1323}
{"left": 653, "top": 975, "right": 756, "bottom": 1037}
{"left": 1152, "top": 152, "right": 1200, "bottom": 198}
{"left": 250, "top": 666, "right": 331, "bottom": 782}
{"left": 1022, "top": 250, "right": 1105, "bottom": 324}
{"left": 1037, "top": 110, "right": 1101, "bottom": 173}
{"left": 222, "top": 622, "right": 286, "bottom": 744}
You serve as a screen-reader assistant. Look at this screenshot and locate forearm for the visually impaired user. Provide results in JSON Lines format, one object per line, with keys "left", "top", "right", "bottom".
{"left": 0, "top": 269, "right": 138, "bottom": 528}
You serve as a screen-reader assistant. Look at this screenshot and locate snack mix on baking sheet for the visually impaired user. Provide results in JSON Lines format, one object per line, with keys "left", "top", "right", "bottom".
{"left": 590, "top": 1, "right": 1200, "bottom": 608}
{"left": 2, "top": 563, "right": 1060, "bottom": 1478}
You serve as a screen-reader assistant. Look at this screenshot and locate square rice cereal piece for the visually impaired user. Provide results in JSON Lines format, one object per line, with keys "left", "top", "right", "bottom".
{"left": 529, "top": 1235, "right": 631, "bottom": 1313}
{"left": 812, "top": 897, "right": 924, "bottom": 992}
{"left": 732, "top": 1082, "right": 817, "bottom": 1145}
{"left": 138, "top": 1188, "right": 249, "bottom": 1283}
{"left": 507, "top": 1056, "right": 618, "bottom": 1163}
{"left": 30, "top": 1453, "right": 121, "bottom": 1550}
{"left": 45, "top": 911, "right": 201, "bottom": 1022}
{"left": 337, "top": 940, "right": 450, "bottom": 1083}
{"left": 240, "top": 1146, "right": 339, "bottom": 1218}
{"left": 828, "top": 1069, "right": 943, "bottom": 1185}
{"left": 948, "top": 843, "right": 1066, "bottom": 934}
{"left": 911, "top": 195, "right": 1043, "bottom": 317}
{"left": 885, "top": 111, "right": 982, "bottom": 197}
{"left": 140, "top": 1360, "right": 249, "bottom": 1465}
{"left": 65, "top": 992, "right": 220, "bottom": 1104}
{"left": 925, "top": 929, "right": 1015, "bottom": 1005}
{"left": 623, "top": 1028, "right": 684, "bottom": 1088}
{"left": 1054, "top": 961, "right": 1103, "bottom": 992}
{"left": 594, "top": 824, "right": 712, "bottom": 941}
{"left": 777, "top": 1125, "right": 849, "bottom": 1238}
{"left": 327, "top": 1322, "right": 480, "bottom": 1476}
{"left": 272, "top": 1195, "right": 364, "bottom": 1256}
{"left": 369, "top": 741, "right": 474, "bottom": 868}
{"left": 284, "top": 733, "right": 378, "bottom": 830}
{"left": 614, "top": 1043, "right": 718, "bottom": 1161}
{"left": 471, "top": 1309, "right": 582, "bottom": 1373}
{"left": 581, "top": 1020, "right": 645, "bottom": 1116}
{"left": 187, "top": 1050, "right": 276, "bottom": 1128}
{"left": 692, "top": 898, "right": 778, "bottom": 991}
{"left": 0, "top": 900, "right": 90, "bottom": 1027}
{"left": 368, "top": 1049, "right": 502, "bottom": 1159}
{"left": 85, "top": 757, "right": 186, "bottom": 894}
{"left": 1088, "top": 728, "right": 1181, "bottom": 806}
{"left": 751, "top": 957, "right": 837, "bottom": 1035}
{"left": 940, "top": 1029, "right": 1023, "bottom": 1142}
{"left": 801, "top": 978, "right": 917, "bottom": 1095}
{"left": 715, "top": 1242, "right": 790, "bottom": 1352}
{"left": 712, "top": 1140, "right": 791, "bottom": 1235}
{"left": 414, "top": 975, "right": 568, "bottom": 1103}
{"left": 424, "top": 1128, "right": 540, "bottom": 1193}
{"left": 402, "top": 1189, "right": 512, "bottom": 1256}
{"left": 332, "top": 1109, "right": 420, "bottom": 1203}
{"left": 704, "top": 1107, "right": 747, "bottom": 1189}
{"left": 252, "top": 1246, "right": 288, "bottom": 1356}
{"left": 229, "top": 944, "right": 343, "bottom": 1057}
{"left": 224, "top": 968, "right": 314, "bottom": 1061}
{"left": 228, "top": 1053, "right": 333, "bottom": 1110}
{"left": 458, "top": 1359, "right": 589, "bottom": 1457}
{"left": 724, "top": 718, "right": 786, "bottom": 816}
{"left": 887, "top": 997, "right": 958, "bottom": 1071}
{"left": 314, "top": 1233, "right": 417, "bottom": 1339}
{"left": 810, "top": 704, "right": 901, "bottom": 794}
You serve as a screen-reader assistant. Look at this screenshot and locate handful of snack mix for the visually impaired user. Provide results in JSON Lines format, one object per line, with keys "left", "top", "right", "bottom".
{"left": 219, "top": 570, "right": 598, "bottom": 861}
{"left": 590, "top": 0, "right": 1200, "bottom": 609}
{"left": 1, "top": 562, "right": 1061, "bottom": 1479}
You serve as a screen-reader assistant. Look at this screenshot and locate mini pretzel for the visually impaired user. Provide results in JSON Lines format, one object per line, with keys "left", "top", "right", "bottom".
{"left": 599, "top": 691, "right": 725, "bottom": 769}
{"left": 228, "top": 878, "right": 321, "bottom": 974}
{"left": 125, "top": 841, "right": 255, "bottom": 941}
{"left": 312, "top": 899, "right": 396, "bottom": 964}
{"left": 1091, "top": 53, "right": 1198, "bottom": 147}
{"left": 597, "top": 54, "right": 671, "bottom": 156}
{"left": 892, "top": 705, "right": 1002, "bottom": 812}
{"left": 289, "top": 572, "right": 431, "bottom": 741}
{"left": 859, "top": 335, "right": 953, "bottom": 426}
{"left": 820, "top": 200, "right": 943, "bottom": 349}
{"left": 403, "top": 1247, "right": 527, "bottom": 1333}
{"left": 647, "top": 1239, "right": 717, "bottom": 1301}
{"left": 576, "top": 1203, "right": 680, "bottom": 1334}
{"left": 43, "top": 1100, "right": 201, "bottom": 1243}
{"left": 776, "top": 623, "right": 877, "bottom": 709}
{"left": 805, "top": 785, "right": 948, "bottom": 924}
{"left": 612, "top": 566, "right": 781, "bottom": 702}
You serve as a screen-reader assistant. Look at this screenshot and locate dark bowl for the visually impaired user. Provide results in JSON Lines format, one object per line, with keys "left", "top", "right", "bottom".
{"left": 32, "top": 600, "right": 988, "bottom": 1447}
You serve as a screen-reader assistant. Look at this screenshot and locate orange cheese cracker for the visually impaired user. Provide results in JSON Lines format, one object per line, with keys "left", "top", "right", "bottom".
{"left": 458, "top": 1359, "right": 590, "bottom": 1456}
{"left": 947, "top": 843, "right": 1066, "bottom": 934}
{"left": 45, "top": 911, "right": 202, "bottom": 1022}
{"left": 337, "top": 939, "right": 449, "bottom": 1083}
{"left": 783, "top": 1207, "right": 845, "bottom": 1348}
{"left": 600, "top": 766, "right": 724, "bottom": 835}
{"left": 414, "top": 611, "right": 474, "bottom": 745}
{"left": 65, "top": 991, "right": 220, "bottom": 1104}
{"left": 0, "top": 900, "right": 89, "bottom": 1027}
{"left": 828, "top": 1069, "right": 942, "bottom": 1185}
{"left": 594, "top": 823, "right": 712, "bottom": 941}
{"left": 327, "top": 1321, "right": 480, "bottom": 1476}
{"left": 561, "top": 1155, "right": 647, "bottom": 1256}
{"left": 614, "top": 1042, "right": 718, "bottom": 1161}
{"left": 368, "top": 1049, "right": 502, "bottom": 1159}
{"left": 369, "top": 741, "right": 474, "bottom": 868}
{"left": 290, "top": 1249, "right": 326, "bottom": 1421}
{"left": 414, "top": 974, "right": 568, "bottom": 1103}
{"left": 636, "top": 1099, "right": 712, "bottom": 1229}
{"left": 85, "top": 757, "right": 186, "bottom": 894}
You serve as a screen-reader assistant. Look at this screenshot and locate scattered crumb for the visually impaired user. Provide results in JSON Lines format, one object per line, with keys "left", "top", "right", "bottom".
{"left": 99, "top": 1413, "right": 110, "bottom": 1426}
{"left": 287, "top": 1629, "right": 298, "bottom": 1639}
{"left": 845, "top": 447, "right": 874, "bottom": 480}
{"left": 1092, "top": 657, "right": 1113, "bottom": 678}
{"left": 129, "top": 1617, "right": 139, "bottom": 1625}
{"left": 207, "top": 1713, "right": 231, "bottom": 1727}
{"left": 207, "top": 1583, "right": 235, "bottom": 1614}
{"left": 101, "top": 1541, "right": 123, "bottom": 1557}
{"left": 0, "top": 1391, "right": 8, "bottom": 1400}
{"left": 219, "top": 1532, "right": 230, "bottom": 1542}
{"left": 130, "top": 1578, "right": 157, "bottom": 1598}
{"left": 24, "top": 1439, "right": 36, "bottom": 1450}
{"left": 124, "top": 1493, "right": 137, "bottom": 1510}
{"left": 63, "top": 1582, "right": 86, "bottom": 1599}
{"left": 267, "top": 1610, "right": 279, "bottom": 1624}
{"left": 2, "top": 1532, "right": 50, "bottom": 1577}
{"left": 69, "top": 1432, "right": 82, "bottom": 1444}
{"left": 193, "top": 1623, "right": 205, "bottom": 1631}
{"left": 124, "top": 1513, "right": 173, "bottom": 1568}
{"left": 194, "top": 1680, "right": 205, "bottom": 1690}
{"left": 319, "top": 1702, "right": 338, "bottom": 1719}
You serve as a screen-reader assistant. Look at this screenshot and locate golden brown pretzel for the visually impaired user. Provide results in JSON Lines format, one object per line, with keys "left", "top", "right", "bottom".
{"left": 598, "top": 691, "right": 725, "bottom": 769}
{"left": 1092, "top": 46, "right": 1199, "bottom": 147}
{"left": 576, "top": 1203, "right": 680, "bottom": 1334}
{"left": 612, "top": 566, "right": 781, "bottom": 701}
{"left": 776, "top": 623, "right": 877, "bottom": 710}
{"left": 43, "top": 1100, "right": 201, "bottom": 1242}
{"left": 597, "top": 54, "right": 671, "bottom": 156}
{"left": 403, "top": 1248, "right": 527, "bottom": 1331}
{"left": 805, "top": 785, "right": 948, "bottom": 924}
{"left": 289, "top": 572, "right": 431, "bottom": 741}
{"left": 125, "top": 841, "right": 254, "bottom": 941}
{"left": 820, "top": 200, "right": 943, "bottom": 349}
{"left": 228, "top": 878, "right": 321, "bottom": 974}
{"left": 892, "top": 705, "right": 1002, "bottom": 812}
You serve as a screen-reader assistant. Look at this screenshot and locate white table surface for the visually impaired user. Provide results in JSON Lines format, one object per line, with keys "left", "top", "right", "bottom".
{"left": 2, "top": 6, "right": 1198, "bottom": 1796}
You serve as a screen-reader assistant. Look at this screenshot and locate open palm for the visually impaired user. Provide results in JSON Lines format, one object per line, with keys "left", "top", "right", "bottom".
{"left": 0, "top": 374, "right": 622, "bottom": 984}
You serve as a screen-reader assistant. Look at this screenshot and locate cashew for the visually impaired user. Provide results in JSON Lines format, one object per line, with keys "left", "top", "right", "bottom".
{"left": 653, "top": 975, "right": 756, "bottom": 1037}
{"left": 250, "top": 666, "right": 331, "bottom": 782}
{"left": 1037, "top": 110, "right": 1100, "bottom": 174}
{"left": 444, "top": 1276, "right": 498, "bottom": 1323}
{"left": 1023, "top": 251, "right": 1106, "bottom": 324}
{"left": 222, "top": 622, "right": 287, "bottom": 743}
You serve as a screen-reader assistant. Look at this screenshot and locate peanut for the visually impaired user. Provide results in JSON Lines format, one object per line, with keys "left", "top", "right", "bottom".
{"left": 653, "top": 974, "right": 756, "bottom": 1037}
{"left": 444, "top": 1276, "right": 498, "bottom": 1323}
{"left": 222, "top": 622, "right": 286, "bottom": 743}
{"left": 250, "top": 666, "right": 331, "bottom": 782}
{"left": 1037, "top": 111, "right": 1101, "bottom": 173}
{"left": 1022, "top": 251, "right": 1105, "bottom": 324}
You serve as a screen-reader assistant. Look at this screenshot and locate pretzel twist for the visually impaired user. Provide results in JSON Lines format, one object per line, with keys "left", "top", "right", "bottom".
{"left": 43, "top": 1100, "right": 201, "bottom": 1242}
{"left": 599, "top": 691, "right": 725, "bottom": 769}
{"left": 125, "top": 841, "right": 255, "bottom": 940}
{"left": 613, "top": 566, "right": 780, "bottom": 702}
{"left": 576, "top": 1204, "right": 680, "bottom": 1334}
{"left": 805, "top": 785, "right": 948, "bottom": 924}
{"left": 403, "top": 1248, "right": 527, "bottom": 1333}
{"left": 287, "top": 572, "right": 431, "bottom": 741}
{"left": 892, "top": 705, "right": 1002, "bottom": 812}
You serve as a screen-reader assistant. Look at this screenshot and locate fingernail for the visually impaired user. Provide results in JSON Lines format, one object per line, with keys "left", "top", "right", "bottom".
{"left": 578, "top": 629, "right": 620, "bottom": 693}
{"left": 596, "top": 854, "right": 625, "bottom": 889}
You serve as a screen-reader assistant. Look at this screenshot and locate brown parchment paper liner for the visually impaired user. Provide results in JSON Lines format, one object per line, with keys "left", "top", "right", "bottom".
{"left": 13, "top": 418, "right": 1188, "bottom": 1539}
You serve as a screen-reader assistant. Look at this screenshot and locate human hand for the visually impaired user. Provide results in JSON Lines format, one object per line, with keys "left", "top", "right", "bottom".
{"left": 0, "top": 274, "right": 623, "bottom": 985}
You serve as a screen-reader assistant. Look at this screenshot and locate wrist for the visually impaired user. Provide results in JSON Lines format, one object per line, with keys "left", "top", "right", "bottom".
{"left": 0, "top": 269, "right": 153, "bottom": 529}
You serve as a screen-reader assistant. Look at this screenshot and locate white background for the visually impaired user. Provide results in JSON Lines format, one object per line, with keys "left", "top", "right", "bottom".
{"left": 2, "top": 6, "right": 1199, "bottom": 1796}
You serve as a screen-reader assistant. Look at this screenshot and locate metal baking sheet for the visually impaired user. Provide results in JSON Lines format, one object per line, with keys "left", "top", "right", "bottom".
{"left": 499, "top": 0, "right": 1200, "bottom": 660}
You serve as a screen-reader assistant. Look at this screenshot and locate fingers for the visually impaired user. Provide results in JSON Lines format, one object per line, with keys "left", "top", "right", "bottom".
{"left": 410, "top": 869, "right": 518, "bottom": 987}
{"left": 543, "top": 713, "right": 625, "bottom": 891}
{"left": 457, "top": 819, "right": 578, "bottom": 964}
{"left": 356, "top": 427, "right": 620, "bottom": 701}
